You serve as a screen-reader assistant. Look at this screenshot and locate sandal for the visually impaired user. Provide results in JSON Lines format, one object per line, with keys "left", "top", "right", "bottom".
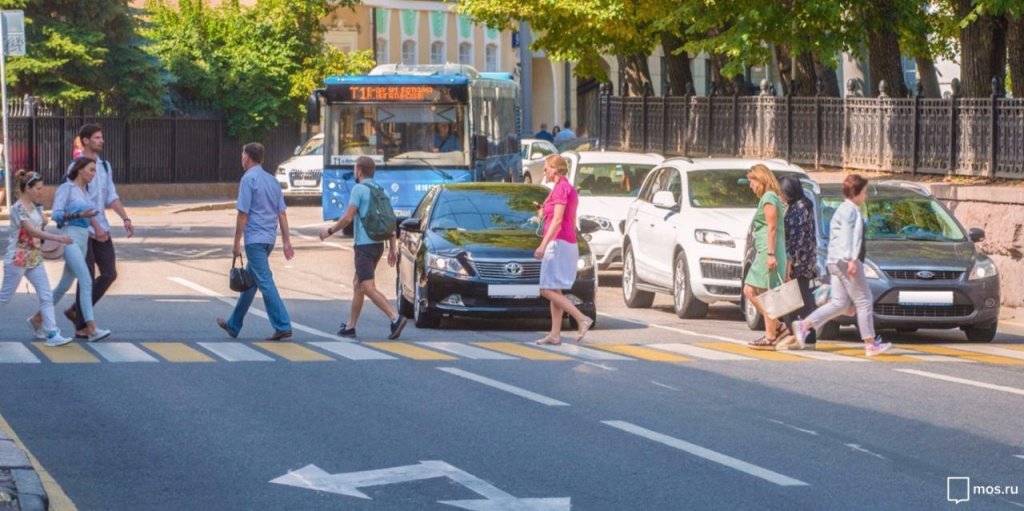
{"left": 748, "top": 336, "right": 779, "bottom": 351}
{"left": 535, "top": 335, "right": 562, "bottom": 346}
{"left": 575, "top": 318, "right": 594, "bottom": 343}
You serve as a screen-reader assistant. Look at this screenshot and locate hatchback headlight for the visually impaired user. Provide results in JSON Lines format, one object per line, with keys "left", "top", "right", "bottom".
{"left": 428, "top": 254, "right": 468, "bottom": 276}
{"left": 969, "top": 257, "right": 998, "bottom": 280}
{"left": 695, "top": 229, "right": 735, "bottom": 247}
{"left": 863, "top": 261, "right": 881, "bottom": 279}
{"left": 580, "top": 215, "right": 614, "bottom": 231}
{"left": 577, "top": 254, "right": 595, "bottom": 272}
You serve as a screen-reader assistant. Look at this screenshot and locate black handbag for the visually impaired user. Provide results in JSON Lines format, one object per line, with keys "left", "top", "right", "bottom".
{"left": 229, "top": 255, "right": 256, "bottom": 292}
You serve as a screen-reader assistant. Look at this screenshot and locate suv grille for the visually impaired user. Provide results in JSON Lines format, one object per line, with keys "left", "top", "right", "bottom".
{"left": 700, "top": 260, "right": 743, "bottom": 280}
{"left": 883, "top": 269, "right": 964, "bottom": 281}
{"left": 874, "top": 304, "right": 975, "bottom": 317}
{"left": 472, "top": 260, "right": 542, "bottom": 281}
{"left": 289, "top": 169, "right": 323, "bottom": 187}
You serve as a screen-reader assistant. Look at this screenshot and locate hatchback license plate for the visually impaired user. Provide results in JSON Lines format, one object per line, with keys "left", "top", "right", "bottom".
{"left": 898, "top": 291, "right": 953, "bottom": 305}
{"left": 488, "top": 285, "right": 540, "bottom": 298}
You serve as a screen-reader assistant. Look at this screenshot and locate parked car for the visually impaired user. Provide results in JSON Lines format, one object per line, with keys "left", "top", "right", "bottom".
{"left": 621, "top": 158, "right": 808, "bottom": 318}
{"left": 546, "top": 150, "right": 664, "bottom": 270}
{"left": 520, "top": 138, "right": 559, "bottom": 183}
{"left": 396, "top": 183, "right": 600, "bottom": 328}
{"left": 276, "top": 133, "right": 324, "bottom": 197}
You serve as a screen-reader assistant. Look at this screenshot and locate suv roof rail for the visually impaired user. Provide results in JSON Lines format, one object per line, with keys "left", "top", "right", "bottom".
{"left": 665, "top": 156, "right": 694, "bottom": 164}
{"left": 876, "top": 180, "right": 931, "bottom": 196}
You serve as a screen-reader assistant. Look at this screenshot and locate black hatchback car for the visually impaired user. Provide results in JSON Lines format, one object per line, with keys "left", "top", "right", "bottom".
{"left": 396, "top": 183, "right": 599, "bottom": 328}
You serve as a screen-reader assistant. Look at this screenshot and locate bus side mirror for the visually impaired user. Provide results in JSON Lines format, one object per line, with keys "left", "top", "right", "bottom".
{"left": 306, "top": 91, "right": 321, "bottom": 126}
{"left": 474, "top": 135, "right": 489, "bottom": 160}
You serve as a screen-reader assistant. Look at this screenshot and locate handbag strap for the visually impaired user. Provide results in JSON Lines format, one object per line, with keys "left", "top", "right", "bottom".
{"left": 232, "top": 254, "right": 244, "bottom": 268}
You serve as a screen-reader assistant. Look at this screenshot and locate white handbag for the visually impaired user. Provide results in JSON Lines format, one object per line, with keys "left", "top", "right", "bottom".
{"left": 756, "top": 272, "right": 805, "bottom": 320}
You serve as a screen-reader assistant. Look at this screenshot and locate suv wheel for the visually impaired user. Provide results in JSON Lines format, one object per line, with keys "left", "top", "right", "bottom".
{"left": 523, "top": 173, "right": 533, "bottom": 184}
{"left": 741, "top": 294, "right": 764, "bottom": 330}
{"left": 622, "top": 246, "right": 654, "bottom": 308}
{"left": 413, "top": 268, "right": 441, "bottom": 328}
{"left": 964, "top": 321, "right": 997, "bottom": 342}
{"left": 673, "top": 251, "right": 708, "bottom": 319}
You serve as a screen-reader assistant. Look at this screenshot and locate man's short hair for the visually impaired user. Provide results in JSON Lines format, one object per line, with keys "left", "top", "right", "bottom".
{"left": 243, "top": 143, "right": 265, "bottom": 164}
{"left": 540, "top": 123, "right": 548, "bottom": 130}
{"left": 355, "top": 156, "right": 376, "bottom": 177}
{"left": 563, "top": 120, "right": 572, "bottom": 129}
{"left": 79, "top": 123, "right": 103, "bottom": 140}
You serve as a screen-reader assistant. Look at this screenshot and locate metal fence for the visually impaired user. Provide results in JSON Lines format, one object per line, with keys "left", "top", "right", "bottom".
{"left": 597, "top": 85, "right": 1024, "bottom": 179}
{"left": 5, "top": 100, "right": 302, "bottom": 185}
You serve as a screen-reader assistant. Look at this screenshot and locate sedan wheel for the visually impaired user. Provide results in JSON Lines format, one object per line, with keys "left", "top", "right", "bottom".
{"left": 413, "top": 268, "right": 441, "bottom": 328}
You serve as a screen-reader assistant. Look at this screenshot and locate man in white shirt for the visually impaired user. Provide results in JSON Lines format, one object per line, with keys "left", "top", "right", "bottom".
{"left": 65, "top": 124, "right": 135, "bottom": 337}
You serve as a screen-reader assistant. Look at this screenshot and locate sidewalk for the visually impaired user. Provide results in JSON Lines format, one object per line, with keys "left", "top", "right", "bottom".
{"left": 0, "top": 425, "right": 47, "bottom": 511}
{"left": 0, "top": 198, "right": 236, "bottom": 222}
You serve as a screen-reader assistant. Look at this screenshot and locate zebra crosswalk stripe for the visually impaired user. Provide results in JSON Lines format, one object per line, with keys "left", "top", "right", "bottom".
{"left": 310, "top": 342, "right": 397, "bottom": 360}
{"left": 0, "top": 342, "right": 40, "bottom": 363}
{"left": 648, "top": 343, "right": 756, "bottom": 361}
{"left": 418, "top": 342, "right": 518, "bottom": 360}
{"left": 198, "top": 342, "right": 274, "bottom": 362}
{"left": 531, "top": 343, "right": 634, "bottom": 361}
{"left": 89, "top": 343, "right": 159, "bottom": 363}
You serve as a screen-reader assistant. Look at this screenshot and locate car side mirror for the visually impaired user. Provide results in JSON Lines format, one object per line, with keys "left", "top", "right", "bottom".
{"left": 969, "top": 228, "right": 985, "bottom": 243}
{"left": 400, "top": 217, "right": 422, "bottom": 234}
{"left": 293, "top": 145, "right": 302, "bottom": 156}
{"left": 579, "top": 217, "right": 601, "bottom": 234}
{"left": 652, "top": 191, "right": 678, "bottom": 210}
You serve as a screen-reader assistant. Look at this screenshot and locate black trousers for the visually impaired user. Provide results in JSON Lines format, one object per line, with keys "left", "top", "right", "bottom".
{"left": 783, "top": 276, "right": 817, "bottom": 344}
{"left": 72, "top": 237, "right": 117, "bottom": 330}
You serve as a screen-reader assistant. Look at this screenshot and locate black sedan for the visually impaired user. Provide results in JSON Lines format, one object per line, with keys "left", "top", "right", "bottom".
{"left": 396, "top": 183, "right": 599, "bottom": 328}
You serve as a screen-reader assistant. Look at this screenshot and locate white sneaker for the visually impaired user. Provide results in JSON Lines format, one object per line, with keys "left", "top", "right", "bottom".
{"left": 44, "top": 332, "right": 73, "bottom": 347}
{"left": 26, "top": 317, "right": 46, "bottom": 340}
{"left": 865, "top": 338, "right": 892, "bottom": 357}
{"left": 791, "top": 321, "right": 809, "bottom": 349}
{"left": 87, "top": 329, "right": 112, "bottom": 343}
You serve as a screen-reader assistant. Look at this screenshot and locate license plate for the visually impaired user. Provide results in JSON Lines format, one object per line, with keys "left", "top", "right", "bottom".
{"left": 898, "top": 291, "right": 954, "bottom": 305}
{"left": 488, "top": 285, "right": 540, "bottom": 298}
{"left": 294, "top": 179, "right": 318, "bottom": 187}
{"left": 394, "top": 209, "right": 412, "bottom": 217}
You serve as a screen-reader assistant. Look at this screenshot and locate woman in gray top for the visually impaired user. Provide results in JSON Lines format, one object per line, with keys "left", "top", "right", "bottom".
{"left": 792, "top": 174, "right": 891, "bottom": 356}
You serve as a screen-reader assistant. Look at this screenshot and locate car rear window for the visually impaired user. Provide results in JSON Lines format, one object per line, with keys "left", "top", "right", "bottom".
{"left": 574, "top": 164, "right": 655, "bottom": 197}
{"left": 431, "top": 187, "right": 549, "bottom": 231}
{"left": 688, "top": 169, "right": 802, "bottom": 208}
{"left": 819, "top": 195, "right": 965, "bottom": 241}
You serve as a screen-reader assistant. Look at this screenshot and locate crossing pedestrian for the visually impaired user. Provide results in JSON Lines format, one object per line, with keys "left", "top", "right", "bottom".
{"left": 1, "top": 170, "right": 74, "bottom": 346}
{"left": 775, "top": 175, "right": 818, "bottom": 350}
{"left": 49, "top": 158, "right": 112, "bottom": 342}
{"left": 534, "top": 154, "right": 593, "bottom": 345}
{"left": 217, "top": 143, "right": 295, "bottom": 340}
{"left": 319, "top": 156, "right": 407, "bottom": 340}
{"left": 743, "top": 164, "right": 788, "bottom": 350}
{"left": 792, "top": 174, "right": 892, "bottom": 356}
{"left": 64, "top": 124, "right": 135, "bottom": 338}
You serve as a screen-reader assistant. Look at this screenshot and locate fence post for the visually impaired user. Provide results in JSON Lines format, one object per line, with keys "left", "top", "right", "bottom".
{"left": 683, "top": 83, "right": 694, "bottom": 156}
{"left": 602, "top": 83, "right": 612, "bottom": 150}
{"left": 732, "top": 88, "right": 740, "bottom": 156}
{"left": 662, "top": 94, "right": 669, "bottom": 155}
{"left": 990, "top": 76, "right": 1000, "bottom": 178}
{"left": 877, "top": 80, "right": 888, "bottom": 171}
{"left": 912, "top": 81, "right": 923, "bottom": 176}
{"left": 786, "top": 80, "right": 794, "bottom": 163}
{"left": 620, "top": 85, "right": 627, "bottom": 151}
{"left": 171, "top": 112, "right": 178, "bottom": 183}
{"left": 26, "top": 96, "right": 37, "bottom": 172}
{"left": 124, "top": 119, "right": 132, "bottom": 185}
{"left": 949, "top": 79, "right": 959, "bottom": 175}
{"left": 815, "top": 79, "right": 823, "bottom": 170}
{"left": 708, "top": 81, "right": 716, "bottom": 157}
{"left": 641, "top": 85, "right": 650, "bottom": 152}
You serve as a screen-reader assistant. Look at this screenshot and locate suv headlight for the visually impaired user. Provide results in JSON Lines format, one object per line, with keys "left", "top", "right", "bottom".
{"left": 277, "top": 166, "right": 287, "bottom": 175}
{"left": 695, "top": 229, "right": 735, "bottom": 247}
{"left": 577, "top": 254, "right": 595, "bottom": 272}
{"left": 969, "top": 257, "right": 998, "bottom": 280}
{"left": 428, "top": 254, "right": 469, "bottom": 276}
{"left": 580, "top": 215, "right": 614, "bottom": 231}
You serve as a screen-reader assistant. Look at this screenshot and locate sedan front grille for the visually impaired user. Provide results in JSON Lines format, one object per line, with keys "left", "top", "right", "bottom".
{"left": 883, "top": 269, "right": 964, "bottom": 281}
{"left": 471, "top": 260, "right": 542, "bottom": 281}
{"left": 874, "top": 304, "right": 975, "bottom": 317}
{"left": 700, "top": 259, "right": 743, "bottom": 281}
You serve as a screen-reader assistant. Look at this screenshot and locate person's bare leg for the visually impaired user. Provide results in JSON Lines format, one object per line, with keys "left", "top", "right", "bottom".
{"left": 541, "top": 289, "right": 587, "bottom": 324}
{"left": 361, "top": 280, "right": 398, "bottom": 321}
{"left": 347, "top": 275, "right": 366, "bottom": 328}
{"left": 548, "top": 300, "right": 563, "bottom": 339}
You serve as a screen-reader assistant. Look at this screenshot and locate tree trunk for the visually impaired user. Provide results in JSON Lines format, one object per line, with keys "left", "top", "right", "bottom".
{"left": 1010, "top": 14, "right": 1024, "bottom": 97}
{"left": 915, "top": 57, "right": 942, "bottom": 97}
{"left": 813, "top": 58, "right": 841, "bottom": 96}
{"left": 774, "top": 44, "right": 793, "bottom": 95}
{"left": 866, "top": 26, "right": 906, "bottom": 96}
{"left": 661, "top": 32, "right": 694, "bottom": 96}
{"left": 792, "top": 52, "right": 817, "bottom": 96}
{"left": 957, "top": 0, "right": 1007, "bottom": 97}
{"left": 709, "top": 53, "right": 737, "bottom": 96}
{"left": 617, "top": 53, "right": 653, "bottom": 97}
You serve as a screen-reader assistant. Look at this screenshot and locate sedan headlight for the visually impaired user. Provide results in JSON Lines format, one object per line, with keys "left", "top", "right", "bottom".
{"left": 428, "top": 254, "right": 469, "bottom": 276}
{"left": 863, "top": 261, "right": 881, "bottom": 279}
{"left": 969, "top": 257, "right": 998, "bottom": 280}
{"left": 580, "top": 215, "right": 614, "bottom": 231}
{"left": 577, "top": 254, "right": 595, "bottom": 272}
{"left": 695, "top": 229, "right": 736, "bottom": 247}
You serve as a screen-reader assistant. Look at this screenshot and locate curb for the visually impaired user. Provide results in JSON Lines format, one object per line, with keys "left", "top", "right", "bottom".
{"left": 172, "top": 201, "right": 237, "bottom": 214}
{"left": 0, "top": 431, "right": 47, "bottom": 511}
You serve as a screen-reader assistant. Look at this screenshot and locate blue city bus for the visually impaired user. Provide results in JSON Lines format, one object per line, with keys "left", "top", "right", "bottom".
{"left": 307, "top": 64, "right": 521, "bottom": 221}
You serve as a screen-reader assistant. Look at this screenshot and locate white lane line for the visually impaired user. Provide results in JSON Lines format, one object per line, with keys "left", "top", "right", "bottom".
{"left": 845, "top": 444, "right": 886, "bottom": 460}
{"left": 89, "top": 343, "right": 159, "bottom": 363}
{"left": 767, "top": 419, "right": 819, "bottom": 436}
{"left": 598, "top": 312, "right": 746, "bottom": 344}
{"left": 310, "top": 342, "right": 397, "bottom": 360}
{"left": 602, "top": 420, "right": 809, "bottom": 487}
{"left": 294, "top": 232, "right": 351, "bottom": 251}
{"left": 437, "top": 367, "right": 570, "bottom": 407}
{"left": 199, "top": 342, "right": 275, "bottom": 362}
{"left": 0, "top": 343, "right": 40, "bottom": 363}
{"left": 419, "top": 342, "right": 517, "bottom": 360}
{"left": 946, "top": 344, "right": 1024, "bottom": 360}
{"left": 583, "top": 361, "right": 618, "bottom": 371}
{"left": 1013, "top": 454, "right": 1024, "bottom": 460}
{"left": 648, "top": 343, "right": 756, "bottom": 361}
{"left": 895, "top": 369, "right": 1024, "bottom": 397}
{"left": 531, "top": 342, "right": 633, "bottom": 361}
{"left": 168, "top": 277, "right": 350, "bottom": 342}
{"left": 651, "top": 381, "right": 680, "bottom": 391}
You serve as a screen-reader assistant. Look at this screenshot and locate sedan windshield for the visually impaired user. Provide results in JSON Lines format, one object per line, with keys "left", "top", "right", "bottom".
{"left": 819, "top": 196, "right": 965, "bottom": 242}
{"left": 688, "top": 169, "right": 803, "bottom": 208}
{"left": 574, "top": 164, "right": 655, "bottom": 197}
{"left": 430, "top": 187, "right": 549, "bottom": 231}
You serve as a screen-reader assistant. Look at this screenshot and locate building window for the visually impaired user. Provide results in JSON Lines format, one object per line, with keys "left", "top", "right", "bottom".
{"left": 431, "top": 41, "right": 446, "bottom": 65}
{"left": 902, "top": 56, "right": 918, "bottom": 95}
{"left": 402, "top": 40, "right": 416, "bottom": 65}
{"left": 376, "top": 38, "right": 389, "bottom": 64}
{"left": 459, "top": 42, "right": 473, "bottom": 66}
{"left": 485, "top": 44, "right": 498, "bottom": 72}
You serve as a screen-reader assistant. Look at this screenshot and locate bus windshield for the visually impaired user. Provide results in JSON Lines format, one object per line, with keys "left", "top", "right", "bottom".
{"left": 327, "top": 103, "right": 468, "bottom": 167}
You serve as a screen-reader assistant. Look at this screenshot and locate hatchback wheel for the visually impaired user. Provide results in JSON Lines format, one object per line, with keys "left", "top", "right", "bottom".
{"left": 673, "top": 251, "right": 708, "bottom": 319}
{"left": 622, "top": 246, "right": 654, "bottom": 308}
{"left": 964, "top": 321, "right": 997, "bottom": 343}
{"left": 413, "top": 268, "right": 441, "bottom": 328}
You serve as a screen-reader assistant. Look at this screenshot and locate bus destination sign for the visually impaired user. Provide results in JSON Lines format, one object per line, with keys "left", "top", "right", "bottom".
{"left": 346, "top": 85, "right": 443, "bottom": 102}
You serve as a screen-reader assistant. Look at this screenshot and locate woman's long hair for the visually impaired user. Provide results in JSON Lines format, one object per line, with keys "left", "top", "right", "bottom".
{"left": 747, "top": 164, "right": 782, "bottom": 199}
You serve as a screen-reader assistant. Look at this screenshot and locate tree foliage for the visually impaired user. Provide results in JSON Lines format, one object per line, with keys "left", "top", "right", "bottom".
{"left": 144, "top": 0, "right": 374, "bottom": 140}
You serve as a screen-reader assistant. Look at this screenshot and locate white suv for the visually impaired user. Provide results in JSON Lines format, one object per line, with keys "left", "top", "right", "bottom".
{"left": 276, "top": 134, "right": 324, "bottom": 197}
{"left": 621, "top": 158, "right": 809, "bottom": 318}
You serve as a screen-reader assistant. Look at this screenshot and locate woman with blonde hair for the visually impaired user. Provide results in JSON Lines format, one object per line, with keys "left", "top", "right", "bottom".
{"left": 743, "top": 164, "right": 788, "bottom": 350}
{"left": 534, "top": 154, "right": 593, "bottom": 345}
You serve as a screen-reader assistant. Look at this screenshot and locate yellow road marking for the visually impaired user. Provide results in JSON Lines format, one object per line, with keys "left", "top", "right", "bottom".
{"left": 695, "top": 342, "right": 806, "bottom": 361}
{"left": 815, "top": 343, "right": 919, "bottom": 362}
{"left": 365, "top": 342, "right": 457, "bottom": 360}
{"left": 142, "top": 343, "right": 214, "bottom": 363}
{"left": 592, "top": 344, "right": 692, "bottom": 362}
{"left": 1001, "top": 345, "right": 1024, "bottom": 352}
{"left": 254, "top": 342, "right": 334, "bottom": 362}
{"left": 32, "top": 343, "right": 99, "bottom": 363}
{"left": 898, "top": 345, "right": 1024, "bottom": 364}
{"left": 472, "top": 343, "right": 571, "bottom": 361}
{"left": 0, "top": 412, "right": 77, "bottom": 510}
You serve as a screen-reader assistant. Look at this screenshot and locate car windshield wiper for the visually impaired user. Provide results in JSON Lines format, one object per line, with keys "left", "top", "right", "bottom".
{"left": 430, "top": 226, "right": 464, "bottom": 232}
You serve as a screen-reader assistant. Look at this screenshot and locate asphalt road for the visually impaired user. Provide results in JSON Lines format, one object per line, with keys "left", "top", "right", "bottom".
{"left": 1, "top": 202, "right": 1022, "bottom": 511}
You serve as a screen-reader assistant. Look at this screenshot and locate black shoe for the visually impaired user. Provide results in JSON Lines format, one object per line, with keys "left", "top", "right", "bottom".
{"left": 217, "top": 318, "right": 238, "bottom": 339}
{"left": 388, "top": 316, "right": 408, "bottom": 340}
{"left": 337, "top": 323, "right": 356, "bottom": 337}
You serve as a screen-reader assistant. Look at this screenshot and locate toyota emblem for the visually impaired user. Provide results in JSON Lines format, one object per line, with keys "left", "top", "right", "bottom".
{"left": 504, "top": 262, "right": 524, "bottom": 276}
{"left": 916, "top": 270, "right": 935, "bottom": 279}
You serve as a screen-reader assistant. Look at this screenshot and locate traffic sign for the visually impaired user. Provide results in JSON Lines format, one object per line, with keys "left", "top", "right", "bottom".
{"left": 2, "top": 11, "right": 24, "bottom": 57}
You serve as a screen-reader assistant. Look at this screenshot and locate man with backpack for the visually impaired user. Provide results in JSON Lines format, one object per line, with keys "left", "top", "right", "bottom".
{"left": 319, "top": 156, "right": 407, "bottom": 340}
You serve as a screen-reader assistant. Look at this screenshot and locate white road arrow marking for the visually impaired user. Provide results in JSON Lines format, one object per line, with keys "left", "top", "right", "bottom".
{"left": 270, "top": 460, "right": 571, "bottom": 510}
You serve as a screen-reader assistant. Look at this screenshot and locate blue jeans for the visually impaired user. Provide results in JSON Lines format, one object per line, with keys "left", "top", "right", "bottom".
{"left": 52, "top": 226, "right": 94, "bottom": 323}
{"left": 226, "top": 243, "right": 291, "bottom": 334}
